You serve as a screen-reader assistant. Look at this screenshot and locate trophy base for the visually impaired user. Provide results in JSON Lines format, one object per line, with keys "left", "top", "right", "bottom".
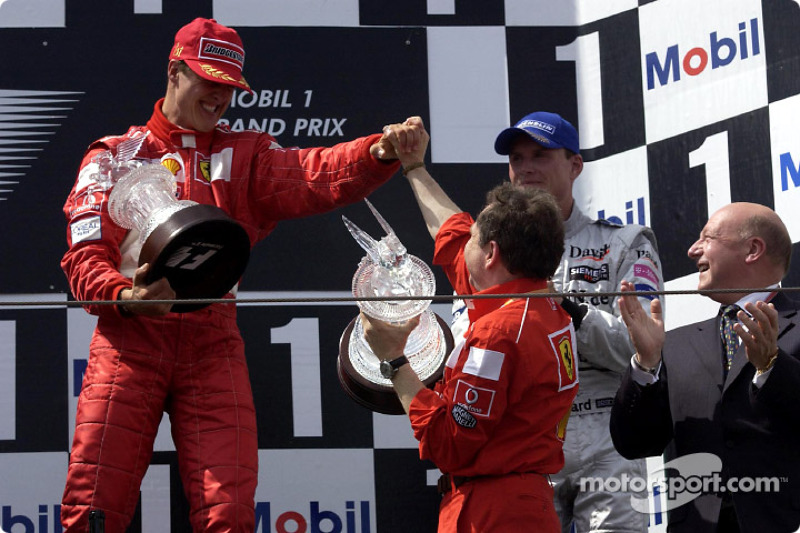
{"left": 337, "top": 313, "right": 453, "bottom": 415}
{"left": 139, "top": 204, "right": 251, "bottom": 313}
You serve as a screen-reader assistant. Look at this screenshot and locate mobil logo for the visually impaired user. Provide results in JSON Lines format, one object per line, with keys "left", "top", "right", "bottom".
{"left": 2, "top": 504, "right": 62, "bottom": 533}
{"left": 597, "top": 197, "right": 646, "bottom": 226}
{"left": 255, "top": 500, "right": 371, "bottom": 533}
{"left": 645, "top": 18, "right": 760, "bottom": 90}
{"left": 779, "top": 150, "right": 800, "bottom": 192}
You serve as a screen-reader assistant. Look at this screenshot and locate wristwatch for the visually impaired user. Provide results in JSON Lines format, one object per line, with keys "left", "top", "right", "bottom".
{"left": 379, "top": 355, "right": 409, "bottom": 380}
{"left": 632, "top": 355, "right": 660, "bottom": 375}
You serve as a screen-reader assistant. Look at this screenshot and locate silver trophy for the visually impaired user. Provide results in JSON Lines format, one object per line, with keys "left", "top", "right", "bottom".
{"left": 337, "top": 199, "right": 453, "bottom": 414}
{"left": 96, "top": 132, "right": 250, "bottom": 312}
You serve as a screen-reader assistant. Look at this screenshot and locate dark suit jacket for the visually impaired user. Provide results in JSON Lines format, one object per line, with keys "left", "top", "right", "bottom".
{"left": 610, "top": 292, "right": 800, "bottom": 532}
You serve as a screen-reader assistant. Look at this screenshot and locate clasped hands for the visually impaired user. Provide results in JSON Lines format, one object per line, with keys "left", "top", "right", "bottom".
{"left": 370, "top": 116, "right": 429, "bottom": 169}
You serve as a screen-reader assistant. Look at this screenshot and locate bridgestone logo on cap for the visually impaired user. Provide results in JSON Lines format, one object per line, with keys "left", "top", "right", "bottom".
{"left": 199, "top": 37, "right": 244, "bottom": 67}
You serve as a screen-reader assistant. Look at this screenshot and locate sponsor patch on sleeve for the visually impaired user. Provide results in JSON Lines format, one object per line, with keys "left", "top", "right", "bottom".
{"left": 462, "top": 346, "right": 505, "bottom": 381}
{"left": 452, "top": 379, "right": 495, "bottom": 418}
{"left": 70, "top": 216, "right": 102, "bottom": 244}
{"left": 69, "top": 189, "right": 105, "bottom": 219}
{"left": 634, "top": 283, "right": 657, "bottom": 300}
{"left": 633, "top": 264, "right": 659, "bottom": 286}
{"left": 548, "top": 324, "right": 579, "bottom": 392}
{"left": 451, "top": 404, "right": 477, "bottom": 428}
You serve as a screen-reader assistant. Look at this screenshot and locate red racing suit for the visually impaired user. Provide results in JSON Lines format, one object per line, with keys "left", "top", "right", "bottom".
{"left": 60, "top": 99, "right": 399, "bottom": 532}
{"left": 409, "top": 212, "right": 579, "bottom": 532}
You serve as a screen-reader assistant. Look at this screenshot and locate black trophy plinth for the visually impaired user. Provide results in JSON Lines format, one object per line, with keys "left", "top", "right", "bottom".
{"left": 337, "top": 313, "right": 454, "bottom": 415}
{"left": 139, "top": 204, "right": 251, "bottom": 312}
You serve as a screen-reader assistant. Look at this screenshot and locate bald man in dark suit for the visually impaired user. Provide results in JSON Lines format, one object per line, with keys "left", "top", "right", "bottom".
{"left": 610, "top": 202, "right": 800, "bottom": 532}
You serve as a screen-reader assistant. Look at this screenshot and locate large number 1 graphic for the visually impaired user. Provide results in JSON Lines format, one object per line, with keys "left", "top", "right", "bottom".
{"left": 688, "top": 131, "right": 731, "bottom": 216}
{"left": 557, "top": 32, "right": 603, "bottom": 150}
{"left": 271, "top": 318, "right": 324, "bottom": 437}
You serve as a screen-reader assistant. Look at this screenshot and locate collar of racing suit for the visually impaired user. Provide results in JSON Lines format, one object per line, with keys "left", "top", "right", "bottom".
{"left": 147, "top": 98, "right": 215, "bottom": 153}
{"left": 466, "top": 278, "right": 548, "bottom": 324}
{"left": 563, "top": 204, "right": 593, "bottom": 240}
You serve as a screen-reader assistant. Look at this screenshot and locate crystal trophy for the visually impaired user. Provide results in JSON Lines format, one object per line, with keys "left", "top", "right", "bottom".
{"left": 337, "top": 199, "right": 453, "bottom": 414}
{"left": 98, "top": 132, "right": 250, "bottom": 312}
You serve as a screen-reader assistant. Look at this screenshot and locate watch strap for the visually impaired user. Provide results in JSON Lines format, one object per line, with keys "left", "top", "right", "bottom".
{"left": 381, "top": 354, "right": 409, "bottom": 379}
{"left": 386, "top": 355, "right": 409, "bottom": 372}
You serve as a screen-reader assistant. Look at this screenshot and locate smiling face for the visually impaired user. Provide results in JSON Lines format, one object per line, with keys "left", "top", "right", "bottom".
{"left": 162, "top": 61, "right": 234, "bottom": 132}
{"left": 507, "top": 136, "right": 582, "bottom": 218}
{"left": 687, "top": 205, "right": 750, "bottom": 302}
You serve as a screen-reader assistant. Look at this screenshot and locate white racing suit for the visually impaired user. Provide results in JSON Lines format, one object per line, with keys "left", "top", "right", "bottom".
{"left": 452, "top": 206, "right": 663, "bottom": 533}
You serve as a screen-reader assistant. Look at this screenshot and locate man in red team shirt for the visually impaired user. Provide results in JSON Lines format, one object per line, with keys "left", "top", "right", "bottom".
{"left": 361, "top": 118, "right": 579, "bottom": 532}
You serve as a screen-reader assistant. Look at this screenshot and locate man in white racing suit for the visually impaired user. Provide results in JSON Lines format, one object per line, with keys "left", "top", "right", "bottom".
{"left": 453, "top": 111, "right": 663, "bottom": 532}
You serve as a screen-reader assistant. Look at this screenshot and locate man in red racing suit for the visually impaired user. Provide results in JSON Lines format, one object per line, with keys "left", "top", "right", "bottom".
{"left": 426, "top": 211, "right": 578, "bottom": 532}
{"left": 59, "top": 17, "right": 423, "bottom": 533}
{"left": 361, "top": 122, "right": 578, "bottom": 532}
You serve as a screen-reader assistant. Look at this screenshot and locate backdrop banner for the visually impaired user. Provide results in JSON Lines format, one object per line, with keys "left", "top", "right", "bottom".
{"left": 1, "top": 1, "right": 799, "bottom": 531}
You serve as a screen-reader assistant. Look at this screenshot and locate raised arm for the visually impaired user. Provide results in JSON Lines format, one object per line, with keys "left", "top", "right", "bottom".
{"left": 384, "top": 117, "right": 462, "bottom": 240}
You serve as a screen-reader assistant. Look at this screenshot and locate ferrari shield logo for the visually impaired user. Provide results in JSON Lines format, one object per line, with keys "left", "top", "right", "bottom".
{"left": 549, "top": 324, "right": 578, "bottom": 391}
{"left": 559, "top": 336, "right": 575, "bottom": 380}
{"left": 199, "top": 160, "right": 211, "bottom": 182}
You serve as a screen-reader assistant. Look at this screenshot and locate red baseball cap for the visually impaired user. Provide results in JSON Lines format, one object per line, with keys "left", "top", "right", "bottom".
{"left": 169, "top": 18, "right": 253, "bottom": 94}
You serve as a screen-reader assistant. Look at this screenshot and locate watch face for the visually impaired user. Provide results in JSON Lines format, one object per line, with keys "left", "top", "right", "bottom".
{"left": 379, "top": 360, "right": 395, "bottom": 379}
{"left": 379, "top": 355, "right": 409, "bottom": 379}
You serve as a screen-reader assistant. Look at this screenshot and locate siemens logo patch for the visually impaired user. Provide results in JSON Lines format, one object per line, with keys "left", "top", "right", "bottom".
{"left": 569, "top": 265, "right": 609, "bottom": 284}
{"left": 646, "top": 18, "right": 760, "bottom": 90}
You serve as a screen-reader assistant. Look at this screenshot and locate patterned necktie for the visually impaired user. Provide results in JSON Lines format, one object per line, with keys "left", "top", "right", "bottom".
{"left": 719, "top": 304, "right": 740, "bottom": 372}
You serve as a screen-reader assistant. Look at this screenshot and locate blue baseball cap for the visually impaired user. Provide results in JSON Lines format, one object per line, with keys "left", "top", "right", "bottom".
{"left": 494, "top": 112, "right": 580, "bottom": 155}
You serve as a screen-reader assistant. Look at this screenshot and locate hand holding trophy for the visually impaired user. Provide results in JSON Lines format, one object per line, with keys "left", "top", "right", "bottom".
{"left": 337, "top": 199, "right": 453, "bottom": 414}
{"left": 97, "top": 132, "right": 250, "bottom": 312}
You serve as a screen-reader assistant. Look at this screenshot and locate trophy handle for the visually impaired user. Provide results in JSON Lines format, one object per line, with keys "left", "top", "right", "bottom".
{"left": 90, "top": 131, "right": 151, "bottom": 192}
{"left": 342, "top": 215, "right": 381, "bottom": 264}
{"left": 343, "top": 199, "right": 409, "bottom": 269}
{"left": 364, "top": 198, "right": 397, "bottom": 240}
{"left": 115, "top": 131, "right": 149, "bottom": 163}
